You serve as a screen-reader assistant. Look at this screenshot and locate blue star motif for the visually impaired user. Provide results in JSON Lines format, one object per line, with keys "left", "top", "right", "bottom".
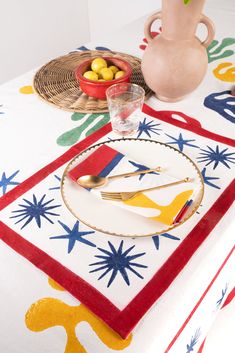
{"left": 137, "top": 117, "right": 161, "bottom": 138}
{"left": 197, "top": 145, "right": 235, "bottom": 169}
{"left": 89, "top": 240, "right": 147, "bottom": 287}
{"left": 49, "top": 175, "right": 61, "bottom": 190}
{"left": 11, "top": 194, "right": 61, "bottom": 229}
{"left": 165, "top": 133, "right": 199, "bottom": 152}
{"left": 201, "top": 167, "right": 220, "bottom": 189}
{"left": 216, "top": 284, "right": 228, "bottom": 308}
{"left": 186, "top": 328, "right": 201, "bottom": 353}
{"left": 128, "top": 161, "right": 159, "bottom": 180}
{"left": 0, "top": 170, "right": 20, "bottom": 195}
{"left": 152, "top": 233, "right": 180, "bottom": 250}
{"left": 50, "top": 220, "right": 95, "bottom": 253}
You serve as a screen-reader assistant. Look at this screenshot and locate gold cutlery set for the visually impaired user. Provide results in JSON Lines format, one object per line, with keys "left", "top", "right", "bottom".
{"left": 76, "top": 168, "right": 191, "bottom": 202}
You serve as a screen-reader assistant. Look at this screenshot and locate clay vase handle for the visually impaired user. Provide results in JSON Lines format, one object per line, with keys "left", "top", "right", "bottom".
{"left": 144, "top": 11, "right": 162, "bottom": 43}
{"left": 199, "top": 14, "right": 215, "bottom": 48}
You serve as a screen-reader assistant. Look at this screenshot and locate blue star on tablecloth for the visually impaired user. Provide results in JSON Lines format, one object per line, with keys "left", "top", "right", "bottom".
{"left": 186, "top": 328, "right": 201, "bottom": 353}
{"left": 152, "top": 233, "right": 180, "bottom": 250}
{"left": 137, "top": 117, "right": 161, "bottom": 138}
{"left": 49, "top": 175, "right": 61, "bottom": 191}
{"left": 89, "top": 240, "right": 147, "bottom": 287}
{"left": 50, "top": 220, "right": 96, "bottom": 253}
{"left": 0, "top": 170, "right": 20, "bottom": 195}
{"left": 11, "top": 194, "right": 61, "bottom": 229}
{"left": 128, "top": 161, "right": 159, "bottom": 180}
{"left": 201, "top": 167, "right": 221, "bottom": 189}
{"left": 216, "top": 284, "right": 228, "bottom": 308}
{"left": 197, "top": 145, "right": 235, "bottom": 169}
{"left": 165, "top": 132, "right": 199, "bottom": 152}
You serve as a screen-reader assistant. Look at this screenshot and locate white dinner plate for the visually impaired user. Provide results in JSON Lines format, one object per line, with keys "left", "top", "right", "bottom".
{"left": 61, "top": 138, "right": 204, "bottom": 237}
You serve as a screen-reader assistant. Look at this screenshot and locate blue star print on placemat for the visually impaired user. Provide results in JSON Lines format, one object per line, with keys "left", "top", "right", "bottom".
{"left": 201, "top": 168, "right": 221, "bottom": 189}
{"left": 89, "top": 240, "right": 147, "bottom": 287}
{"left": 49, "top": 175, "right": 61, "bottom": 191}
{"left": 50, "top": 220, "right": 96, "bottom": 253}
{"left": 128, "top": 161, "right": 159, "bottom": 180}
{"left": 0, "top": 170, "right": 20, "bottom": 195}
{"left": 165, "top": 133, "right": 199, "bottom": 152}
{"left": 197, "top": 145, "right": 235, "bottom": 169}
{"left": 152, "top": 233, "right": 180, "bottom": 250}
{"left": 137, "top": 118, "right": 161, "bottom": 138}
{"left": 10, "top": 194, "right": 61, "bottom": 229}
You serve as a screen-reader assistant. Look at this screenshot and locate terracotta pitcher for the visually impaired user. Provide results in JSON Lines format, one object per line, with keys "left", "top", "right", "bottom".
{"left": 141, "top": 0, "right": 215, "bottom": 102}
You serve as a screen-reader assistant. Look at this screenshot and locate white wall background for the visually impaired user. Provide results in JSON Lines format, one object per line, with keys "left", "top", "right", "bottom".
{"left": 0, "top": 0, "right": 233, "bottom": 84}
{"left": 0, "top": 0, "right": 90, "bottom": 84}
{"left": 88, "top": 0, "right": 160, "bottom": 41}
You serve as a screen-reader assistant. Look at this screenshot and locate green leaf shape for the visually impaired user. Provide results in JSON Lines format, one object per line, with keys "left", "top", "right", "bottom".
{"left": 71, "top": 113, "right": 87, "bottom": 121}
{"left": 85, "top": 113, "right": 110, "bottom": 136}
{"left": 207, "top": 38, "right": 235, "bottom": 63}
{"left": 56, "top": 113, "right": 110, "bottom": 146}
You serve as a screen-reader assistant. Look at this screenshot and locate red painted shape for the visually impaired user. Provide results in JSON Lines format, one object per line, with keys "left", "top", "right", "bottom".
{"left": 139, "top": 30, "right": 161, "bottom": 50}
{"left": 68, "top": 144, "right": 118, "bottom": 181}
{"left": 222, "top": 287, "right": 235, "bottom": 308}
{"left": 143, "top": 104, "right": 235, "bottom": 147}
{"left": 197, "top": 339, "right": 206, "bottom": 353}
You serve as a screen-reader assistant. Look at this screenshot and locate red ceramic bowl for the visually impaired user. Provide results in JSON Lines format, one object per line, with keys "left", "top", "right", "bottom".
{"left": 75, "top": 56, "right": 132, "bottom": 100}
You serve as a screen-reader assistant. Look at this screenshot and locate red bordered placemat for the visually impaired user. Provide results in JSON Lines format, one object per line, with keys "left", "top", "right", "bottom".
{"left": 0, "top": 108, "right": 235, "bottom": 339}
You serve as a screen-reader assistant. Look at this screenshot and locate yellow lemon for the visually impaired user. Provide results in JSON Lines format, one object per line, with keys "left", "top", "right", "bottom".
{"left": 83, "top": 71, "right": 98, "bottom": 81}
{"left": 91, "top": 57, "right": 107, "bottom": 73}
{"left": 109, "top": 65, "right": 119, "bottom": 75}
{"left": 100, "top": 67, "right": 114, "bottom": 81}
{"left": 98, "top": 79, "right": 106, "bottom": 81}
{"left": 115, "top": 70, "right": 125, "bottom": 79}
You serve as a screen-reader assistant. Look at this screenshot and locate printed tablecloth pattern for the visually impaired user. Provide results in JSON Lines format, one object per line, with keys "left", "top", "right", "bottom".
{"left": 0, "top": 4, "right": 234, "bottom": 353}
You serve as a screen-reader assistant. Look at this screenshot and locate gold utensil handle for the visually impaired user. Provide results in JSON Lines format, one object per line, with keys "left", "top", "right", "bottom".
{"left": 108, "top": 167, "right": 161, "bottom": 180}
{"left": 135, "top": 177, "right": 191, "bottom": 193}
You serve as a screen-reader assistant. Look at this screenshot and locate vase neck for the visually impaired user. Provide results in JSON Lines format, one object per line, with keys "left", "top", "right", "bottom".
{"left": 161, "top": 0, "right": 206, "bottom": 40}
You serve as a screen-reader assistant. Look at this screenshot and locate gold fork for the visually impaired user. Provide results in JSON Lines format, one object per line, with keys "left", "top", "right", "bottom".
{"left": 100, "top": 177, "right": 191, "bottom": 201}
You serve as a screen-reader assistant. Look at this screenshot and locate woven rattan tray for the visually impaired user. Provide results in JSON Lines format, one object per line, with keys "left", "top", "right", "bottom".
{"left": 33, "top": 50, "right": 152, "bottom": 114}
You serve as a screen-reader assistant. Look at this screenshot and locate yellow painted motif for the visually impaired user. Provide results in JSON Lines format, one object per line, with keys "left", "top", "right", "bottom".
{"left": 25, "top": 298, "right": 132, "bottom": 353}
{"left": 48, "top": 277, "right": 65, "bottom": 291}
{"left": 19, "top": 85, "right": 34, "bottom": 94}
{"left": 213, "top": 62, "right": 235, "bottom": 82}
{"left": 124, "top": 190, "right": 193, "bottom": 225}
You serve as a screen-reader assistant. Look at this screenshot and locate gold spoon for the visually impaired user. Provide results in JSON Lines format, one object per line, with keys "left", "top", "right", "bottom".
{"left": 76, "top": 167, "right": 162, "bottom": 189}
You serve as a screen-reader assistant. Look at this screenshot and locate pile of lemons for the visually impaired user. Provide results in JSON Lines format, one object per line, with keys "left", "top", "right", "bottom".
{"left": 83, "top": 57, "right": 125, "bottom": 81}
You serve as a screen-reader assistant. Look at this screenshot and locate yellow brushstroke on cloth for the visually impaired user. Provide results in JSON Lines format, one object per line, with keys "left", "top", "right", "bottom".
{"left": 213, "top": 63, "right": 235, "bottom": 82}
{"left": 124, "top": 190, "right": 193, "bottom": 225}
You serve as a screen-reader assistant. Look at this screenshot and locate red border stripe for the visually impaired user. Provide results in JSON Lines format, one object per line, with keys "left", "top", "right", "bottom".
{"left": 222, "top": 286, "right": 235, "bottom": 308}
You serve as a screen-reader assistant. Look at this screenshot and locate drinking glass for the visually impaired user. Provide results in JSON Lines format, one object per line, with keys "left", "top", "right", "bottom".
{"left": 106, "top": 83, "right": 145, "bottom": 136}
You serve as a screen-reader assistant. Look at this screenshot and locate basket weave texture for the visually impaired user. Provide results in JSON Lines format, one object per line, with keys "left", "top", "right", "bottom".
{"left": 33, "top": 50, "right": 152, "bottom": 113}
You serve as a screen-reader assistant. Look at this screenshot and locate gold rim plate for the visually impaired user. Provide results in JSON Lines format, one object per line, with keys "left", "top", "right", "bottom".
{"left": 61, "top": 138, "right": 204, "bottom": 237}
